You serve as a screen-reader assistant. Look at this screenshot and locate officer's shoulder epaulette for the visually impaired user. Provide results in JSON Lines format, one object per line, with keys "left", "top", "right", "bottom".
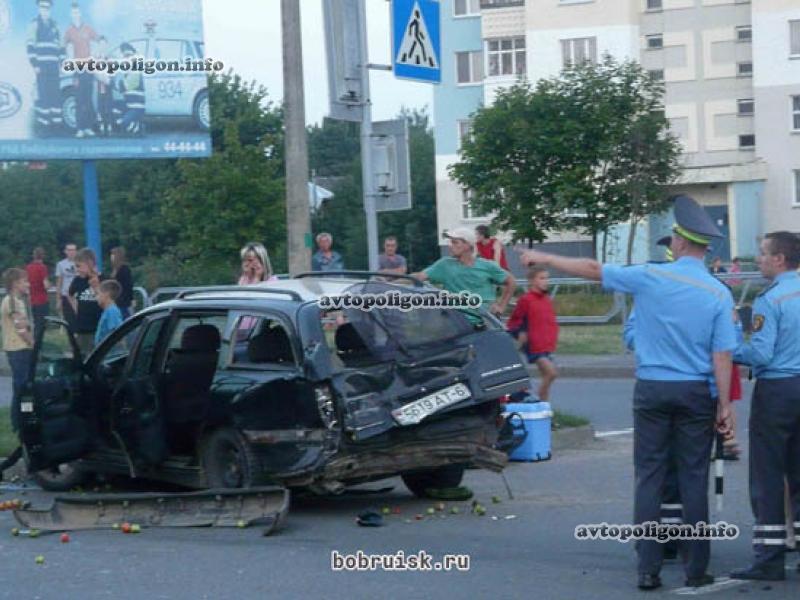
{"left": 757, "top": 281, "right": 778, "bottom": 298}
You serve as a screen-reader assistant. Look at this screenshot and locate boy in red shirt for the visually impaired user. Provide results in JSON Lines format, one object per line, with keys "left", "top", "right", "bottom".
{"left": 507, "top": 267, "right": 559, "bottom": 401}
{"left": 25, "top": 246, "right": 51, "bottom": 338}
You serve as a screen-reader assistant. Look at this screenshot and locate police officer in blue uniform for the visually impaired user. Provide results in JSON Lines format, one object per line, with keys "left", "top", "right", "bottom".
{"left": 730, "top": 231, "right": 800, "bottom": 581}
{"left": 623, "top": 235, "right": 682, "bottom": 562}
{"left": 26, "top": 0, "right": 65, "bottom": 134}
{"left": 522, "top": 196, "right": 737, "bottom": 591}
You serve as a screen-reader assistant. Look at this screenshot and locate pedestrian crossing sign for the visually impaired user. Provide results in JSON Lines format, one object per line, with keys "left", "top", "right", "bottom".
{"left": 392, "top": 0, "right": 441, "bottom": 84}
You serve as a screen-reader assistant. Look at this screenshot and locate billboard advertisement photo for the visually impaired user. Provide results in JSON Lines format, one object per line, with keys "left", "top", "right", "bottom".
{"left": 0, "top": 0, "right": 213, "bottom": 159}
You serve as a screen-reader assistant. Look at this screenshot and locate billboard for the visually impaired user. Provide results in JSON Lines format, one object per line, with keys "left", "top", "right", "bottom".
{"left": 0, "top": 0, "right": 213, "bottom": 159}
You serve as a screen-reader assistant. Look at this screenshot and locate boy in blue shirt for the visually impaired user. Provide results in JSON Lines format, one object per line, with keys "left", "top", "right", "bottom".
{"left": 95, "top": 279, "right": 124, "bottom": 345}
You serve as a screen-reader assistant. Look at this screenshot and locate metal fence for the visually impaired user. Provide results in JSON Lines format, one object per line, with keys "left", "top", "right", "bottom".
{"left": 1, "top": 272, "right": 769, "bottom": 327}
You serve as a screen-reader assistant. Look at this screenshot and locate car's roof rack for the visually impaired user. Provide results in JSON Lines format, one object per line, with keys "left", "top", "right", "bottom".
{"left": 294, "top": 271, "right": 425, "bottom": 288}
{"left": 175, "top": 286, "right": 303, "bottom": 302}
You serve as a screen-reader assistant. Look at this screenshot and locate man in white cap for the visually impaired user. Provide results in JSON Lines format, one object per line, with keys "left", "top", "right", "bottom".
{"left": 412, "top": 227, "right": 515, "bottom": 323}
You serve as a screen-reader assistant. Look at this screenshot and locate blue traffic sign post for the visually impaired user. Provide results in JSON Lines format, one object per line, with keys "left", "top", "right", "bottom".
{"left": 392, "top": 0, "right": 441, "bottom": 84}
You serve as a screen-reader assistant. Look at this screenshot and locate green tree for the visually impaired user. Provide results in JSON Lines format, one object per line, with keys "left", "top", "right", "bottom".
{"left": 159, "top": 72, "right": 286, "bottom": 285}
{"left": 0, "top": 161, "right": 84, "bottom": 270}
{"left": 450, "top": 56, "right": 682, "bottom": 260}
{"left": 310, "top": 109, "right": 439, "bottom": 272}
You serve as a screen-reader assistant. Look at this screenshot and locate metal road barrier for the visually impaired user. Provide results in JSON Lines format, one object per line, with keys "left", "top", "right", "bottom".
{"left": 7, "top": 272, "right": 762, "bottom": 324}
{"left": 512, "top": 271, "right": 769, "bottom": 325}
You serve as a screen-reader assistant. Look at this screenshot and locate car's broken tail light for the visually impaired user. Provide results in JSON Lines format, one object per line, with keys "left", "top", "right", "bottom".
{"left": 314, "top": 385, "right": 338, "bottom": 429}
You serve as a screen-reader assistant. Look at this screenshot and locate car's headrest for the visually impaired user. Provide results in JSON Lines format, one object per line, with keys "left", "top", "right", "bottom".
{"left": 247, "top": 327, "right": 293, "bottom": 363}
{"left": 180, "top": 324, "right": 221, "bottom": 352}
{"left": 335, "top": 323, "right": 367, "bottom": 354}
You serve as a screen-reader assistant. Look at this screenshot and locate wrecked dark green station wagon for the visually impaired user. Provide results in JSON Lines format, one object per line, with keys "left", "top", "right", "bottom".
{"left": 19, "top": 274, "right": 530, "bottom": 497}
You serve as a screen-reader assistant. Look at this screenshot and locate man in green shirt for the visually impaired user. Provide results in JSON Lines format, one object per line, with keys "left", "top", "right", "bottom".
{"left": 413, "top": 227, "right": 515, "bottom": 321}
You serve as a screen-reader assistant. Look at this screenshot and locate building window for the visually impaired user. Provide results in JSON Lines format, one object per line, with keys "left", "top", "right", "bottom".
{"left": 486, "top": 37, "right": 526, "bottom": 77}
{"left": 646, "top": 34, "right": 663, "bottom": 50}
{"left": 737, "top": 98, "right": 754, "bottom": 116}
{"left": 794, "top": 170, "right": 800, "bottom": 206}
{"left": 454, "top": 0, "right": 481, "bottom": 17}
{"left": 791, "top": 20, "right": 800, "bottom": 56}
{"left": 647, "top": 69, "right": 664, "bottom": 81}
{"left": 737, "top": 61, "right": 753, "bottom": 76}
{"left": 739, "top": 134, "right": 755, "bottom": 148}
{"left": 792, "top": 96, "right": 800, "bottom": 131}
{"left": 457, "top": 119, "right": 473, "bottom": 150}
{"left": 561, "top": 37, "right": 597, "bottom": 67}
{"left": 461, "top": 189, "right": 484, "bottom": 220}
{"left": 456, "top": 51, "right": 484, "bottom": 84}
{"left": 646, "top": 0, "right": 662, "bottom": 10}
{"left": 735, "top": 26, "right": 752, "bottom": 42}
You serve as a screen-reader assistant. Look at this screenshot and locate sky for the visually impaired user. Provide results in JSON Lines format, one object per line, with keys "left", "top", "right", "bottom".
{"left": 202, "top": 0, "right": 434, "bottom": 125}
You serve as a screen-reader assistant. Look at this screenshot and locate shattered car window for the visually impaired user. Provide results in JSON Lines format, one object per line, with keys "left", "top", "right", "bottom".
{"left": 340, "top": 282, "right": 475, "bottom": 363}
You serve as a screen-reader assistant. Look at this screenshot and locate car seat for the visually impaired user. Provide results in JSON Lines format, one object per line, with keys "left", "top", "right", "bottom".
{"left": 163, "top": 323, "right": 221, "bottom": 423}
{"left": 247, "top": 327, "right": 294, "bottom": 364}
{"left": 334, "top": 323, "right": 372, "bottom": 367}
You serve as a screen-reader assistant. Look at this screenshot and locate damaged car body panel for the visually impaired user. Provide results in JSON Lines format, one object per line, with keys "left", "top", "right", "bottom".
{"left": 18, "top": 275, "right": 528, "bottom": 496}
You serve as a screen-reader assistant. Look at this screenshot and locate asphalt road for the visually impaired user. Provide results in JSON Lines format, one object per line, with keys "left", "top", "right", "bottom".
{"left": 1, "top": 378, "right": 795, "bottom": 599}
{"left": 551, "top": 378, "right": 755, "bottom": 433}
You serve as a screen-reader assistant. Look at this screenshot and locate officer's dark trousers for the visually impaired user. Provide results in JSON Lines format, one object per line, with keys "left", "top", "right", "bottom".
{"left": 35, "top": 64, "right": 61, "bottom": 127}
{"left": 749, "top": 376, "right": 800, "bottom": 569}
{"left": 634, "top": 380, "right": 715, "bottom": 578}
{"left": 76, "top": 72, "right": 96, "bottom": 130}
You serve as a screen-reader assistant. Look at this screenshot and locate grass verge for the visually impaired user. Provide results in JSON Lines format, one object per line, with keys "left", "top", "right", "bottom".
{"left": 0, "top": 407, "right": 18, "bottom": 457}
{"left": 552, "top": 411, "right": 590, "bottom": 430}
{"left": 557, "top": 324, "right": 624, "bottom": 355}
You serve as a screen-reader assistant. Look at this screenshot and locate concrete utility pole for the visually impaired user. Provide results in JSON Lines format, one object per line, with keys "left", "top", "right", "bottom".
{"left": 281, "top": 0, "right": 312, "bottom": 275}
{"left": 358, "top": 0, "right": 379, "bottom": 271}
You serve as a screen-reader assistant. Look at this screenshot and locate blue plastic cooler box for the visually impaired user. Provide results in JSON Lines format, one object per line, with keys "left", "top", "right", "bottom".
{"left": 503, "top": 401, "right": 553, "bottom": 462}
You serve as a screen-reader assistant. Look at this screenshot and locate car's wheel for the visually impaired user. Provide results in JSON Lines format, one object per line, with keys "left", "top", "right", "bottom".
{"left": 193, "top": 90, "right": 210, "bottom": 131}
{"left": 32, "top": 462, "right": 89, "bottom": 492}
{"left": 201, "top": 428, "right": 269, "bottom": 488}
{"left": 401, "top": 464, "right": 465, "bottom": 498}
{"left": 61, "top": 88, "right": 77, "bottom": 132}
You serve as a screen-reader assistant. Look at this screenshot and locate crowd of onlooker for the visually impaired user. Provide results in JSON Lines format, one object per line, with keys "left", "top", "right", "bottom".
{"left": 1, "top": 243, "right": 132, "bottom": 435}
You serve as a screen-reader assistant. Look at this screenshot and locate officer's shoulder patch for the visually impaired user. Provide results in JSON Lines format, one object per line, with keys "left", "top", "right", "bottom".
{"left": 752, "top": 314, "right": 765, "bottom": 332}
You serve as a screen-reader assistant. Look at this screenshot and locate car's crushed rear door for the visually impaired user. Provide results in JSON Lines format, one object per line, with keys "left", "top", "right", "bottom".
{"left": 328, "top": 283, "right": 529, "bottom": 441}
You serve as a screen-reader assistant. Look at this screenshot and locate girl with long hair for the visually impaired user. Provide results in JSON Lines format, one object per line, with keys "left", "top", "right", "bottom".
{"left": 110, "top": 246, "right": 134, "bottom": 319}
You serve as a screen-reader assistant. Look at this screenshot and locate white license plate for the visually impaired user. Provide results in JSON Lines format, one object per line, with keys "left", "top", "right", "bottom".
{"left": 392, "top": 383, "right": 471, "bottom": 426}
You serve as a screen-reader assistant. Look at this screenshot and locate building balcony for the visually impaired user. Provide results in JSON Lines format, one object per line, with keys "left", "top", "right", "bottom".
{"left": 480, "top": 0, "right": 524, "bottom": 9}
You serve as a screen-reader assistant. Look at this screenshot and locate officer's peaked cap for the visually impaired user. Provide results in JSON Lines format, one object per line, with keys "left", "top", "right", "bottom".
{"left": 670, "top": 195, "right": 722, "bottom": 245}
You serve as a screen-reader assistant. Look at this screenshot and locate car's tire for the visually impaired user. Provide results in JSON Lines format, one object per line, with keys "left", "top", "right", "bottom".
{"left": 193, "top": 90, "right": 210, "bottom": 131}
{"left": 201, "top": 428, "right": 269, "bottom": 489}
{"left": 32, "top": 462, "right": 90, "bottom": 492}
{"left": 401, "top": 464, "right": 465, "bottom": 498}
{"left": 61, "top": 88, "right": 77, "bottom": 132}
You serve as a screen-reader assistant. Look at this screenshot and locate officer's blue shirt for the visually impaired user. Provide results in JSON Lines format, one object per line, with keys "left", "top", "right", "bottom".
{"left": 603, "top": 256, "right": 737, "bottom": 381}
{"left": 734, "top": 270, "right": 800, "bottom": 379}
{"left": 624, "top": 309, "right": 742, "bottom": 394}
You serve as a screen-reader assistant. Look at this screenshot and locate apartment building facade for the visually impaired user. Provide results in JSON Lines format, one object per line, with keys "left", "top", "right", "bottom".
{"left": 433, "top": 0, "right": 800, "bottom": 264}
